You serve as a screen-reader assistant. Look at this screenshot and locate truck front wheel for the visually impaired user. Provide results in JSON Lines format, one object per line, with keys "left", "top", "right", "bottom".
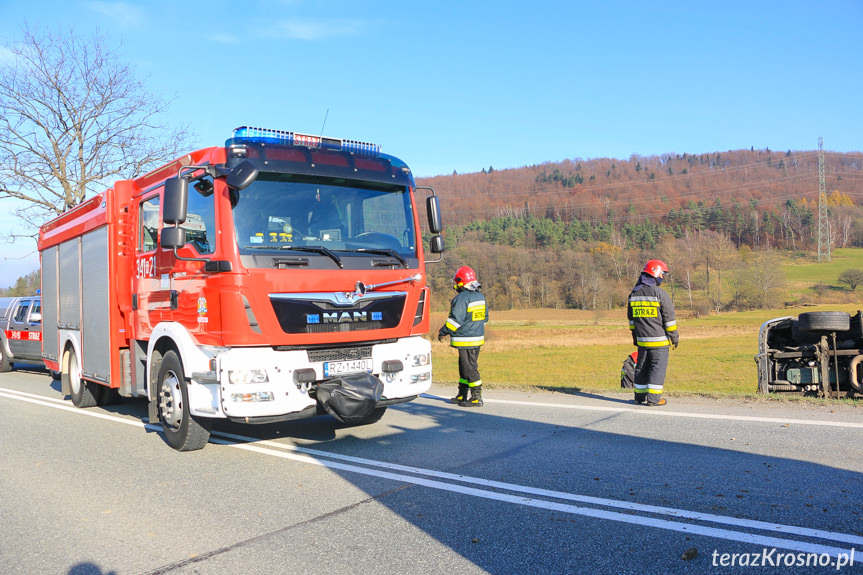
{"left": 157, "top": 350, "right": 211, "bottom": 451}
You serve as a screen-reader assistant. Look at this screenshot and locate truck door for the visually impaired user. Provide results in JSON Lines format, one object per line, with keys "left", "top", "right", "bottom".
{"left": 8, "top": 299, "right": 42, "bottom": 362}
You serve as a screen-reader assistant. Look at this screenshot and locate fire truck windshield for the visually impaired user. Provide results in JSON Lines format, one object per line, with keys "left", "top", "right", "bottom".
{"left": 232, "top": 173, "right": 417, "bottom": 264}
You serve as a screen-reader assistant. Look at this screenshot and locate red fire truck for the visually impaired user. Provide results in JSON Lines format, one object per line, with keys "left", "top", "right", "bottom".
{"left": 39, "top": 127, "right": 443, "bottom": 451}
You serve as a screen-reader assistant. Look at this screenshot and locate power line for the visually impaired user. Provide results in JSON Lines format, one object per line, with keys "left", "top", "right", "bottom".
{"left": 817, "top": 137, "right": 831, "bottom": 262}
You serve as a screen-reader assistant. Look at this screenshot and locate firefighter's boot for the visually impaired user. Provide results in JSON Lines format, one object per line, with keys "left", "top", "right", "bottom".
{"left": 460, "top": 386, "right": 483, "bottom": 407}
{"left": 450, "top": 383, "right": 468, "bottom": 404}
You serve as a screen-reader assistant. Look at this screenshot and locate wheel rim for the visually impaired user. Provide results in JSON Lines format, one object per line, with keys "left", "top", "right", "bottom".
{"left": 68, "top": 352, "right": 81, "bottom": 395}
{"left": 159, "top": 370, "right": 184, "bottom": 431}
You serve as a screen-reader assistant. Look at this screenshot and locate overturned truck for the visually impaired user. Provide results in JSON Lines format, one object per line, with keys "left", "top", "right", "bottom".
{"left": 756, "top": 311, "right": 863, "bottom": 398}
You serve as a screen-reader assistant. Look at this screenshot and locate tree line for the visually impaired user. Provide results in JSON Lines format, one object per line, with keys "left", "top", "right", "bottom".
{"left": 426, "top": 230, "right": 790, "bottom": 316}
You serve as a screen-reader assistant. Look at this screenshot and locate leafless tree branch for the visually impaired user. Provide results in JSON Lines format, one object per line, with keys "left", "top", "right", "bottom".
{"left": 0, "top": 25, "right": 193, "bottom": 236}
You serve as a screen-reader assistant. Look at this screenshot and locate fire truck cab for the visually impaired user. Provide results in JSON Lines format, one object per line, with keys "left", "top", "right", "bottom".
{"left": 39, "top": 127, "right": 443, "bottom": 450}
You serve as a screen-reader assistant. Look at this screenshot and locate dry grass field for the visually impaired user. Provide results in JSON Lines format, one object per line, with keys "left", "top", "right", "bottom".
{"left": 429, "top": 304, "right": 863, "bottom": 398}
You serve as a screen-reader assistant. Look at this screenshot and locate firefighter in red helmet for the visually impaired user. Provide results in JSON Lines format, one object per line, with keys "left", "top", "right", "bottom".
{"left": 627, "top": 259, "right": 678, "bottom": 406}
{"left": 438, "top": 265, "right": 489, "bottom": 407}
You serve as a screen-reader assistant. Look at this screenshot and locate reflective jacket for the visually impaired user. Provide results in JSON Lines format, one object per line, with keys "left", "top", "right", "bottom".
{"left": 627, "top": 274, "right": 678, "bottom": 348}
{"left": 440, "top": 288, "right": 488, "bottom": 348}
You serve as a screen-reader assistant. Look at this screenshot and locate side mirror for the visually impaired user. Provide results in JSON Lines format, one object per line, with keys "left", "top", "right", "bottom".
{"left": 161, "top": 226, "right": 186, "bottom": 250}
{"left": 29, "top": 312, "right": 42, "bottom": 324}
{"left": 426, "top": 195, "right": 442, "bottom": 235}
{"left": 226, "top": 160, "right": 259, "bottom": 191}
{"left": 429, "top": 235, "right": 444, "bottom": 254}
{"left": 163, "top": 178, "right": 189, "bottom": 225}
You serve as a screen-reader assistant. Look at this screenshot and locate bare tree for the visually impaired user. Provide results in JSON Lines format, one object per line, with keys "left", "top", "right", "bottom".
{"left": 749, "top": 250, "right": 786, "bottom": 308}
{"left": 0, "top": 26, "right": 192, "bottom": 236}
{"left": 697, "top": 230, "right": 739, "bottom": 313}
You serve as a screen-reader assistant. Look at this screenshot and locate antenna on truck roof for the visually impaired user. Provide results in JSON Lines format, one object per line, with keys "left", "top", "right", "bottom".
{"left": 319, "top": 108, "right": 329, "bottom": 139}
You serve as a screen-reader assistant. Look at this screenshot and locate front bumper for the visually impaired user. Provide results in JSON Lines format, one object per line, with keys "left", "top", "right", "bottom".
{"left": 188, "top": 336, "right": 432, "bottom": 419}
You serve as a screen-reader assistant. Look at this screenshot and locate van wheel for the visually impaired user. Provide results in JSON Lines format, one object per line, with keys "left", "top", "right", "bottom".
{"left": 0, "top": 345, "right": 12, "bottom": 373}
{"left": 66, "top": 348, "right": 98, "bottom": 408}
{"left": 157, "top": 350, "right": 211, "bottom": 451}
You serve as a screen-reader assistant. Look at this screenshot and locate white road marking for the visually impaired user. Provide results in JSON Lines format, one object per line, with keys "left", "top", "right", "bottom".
{"left": 421, "top": 394, "right": 863, "bottom": 429}
{"left": 2, "top": 386, "right": 861, "bottom": 563}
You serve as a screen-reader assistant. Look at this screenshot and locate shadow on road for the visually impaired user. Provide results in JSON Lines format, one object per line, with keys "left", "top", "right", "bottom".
{"left": 7, "top": 374, "right": 862, "bottom": 574}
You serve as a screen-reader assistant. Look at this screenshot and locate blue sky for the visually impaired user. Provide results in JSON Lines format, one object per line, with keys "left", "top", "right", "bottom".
{"left": 1, "top": 0, "right": 862, "bottom": 286}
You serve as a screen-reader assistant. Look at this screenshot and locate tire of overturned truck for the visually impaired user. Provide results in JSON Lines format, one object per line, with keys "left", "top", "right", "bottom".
{"left": 156, "top": 349, "right": 211, "bottom": 451}
{"left": 797, "top": 311, "right": 851, "bottom": 333}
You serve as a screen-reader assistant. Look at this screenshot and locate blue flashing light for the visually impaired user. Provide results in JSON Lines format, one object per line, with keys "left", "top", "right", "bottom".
{"left": 231, "top": 126, "right": 380, "bottom": 156}
{"left": 306, "top": 314, "right": 321, "bottom": 324}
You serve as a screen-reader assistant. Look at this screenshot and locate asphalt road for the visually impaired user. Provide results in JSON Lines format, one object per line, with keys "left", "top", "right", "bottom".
{"left": 1, "top": 366, "right": 862, "bottom": 575}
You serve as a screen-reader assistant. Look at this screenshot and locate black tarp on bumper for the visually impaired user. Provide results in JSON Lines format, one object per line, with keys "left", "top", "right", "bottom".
{"left": 315, "top": 372, "right": 384, "bottom": 424}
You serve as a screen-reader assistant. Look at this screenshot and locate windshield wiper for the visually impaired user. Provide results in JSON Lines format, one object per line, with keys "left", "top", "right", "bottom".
{"left": 345, "top": 248, "right": 408, "bottom": 269}
{"left": 245, "top": 245, "right": 343, "bottom": 268}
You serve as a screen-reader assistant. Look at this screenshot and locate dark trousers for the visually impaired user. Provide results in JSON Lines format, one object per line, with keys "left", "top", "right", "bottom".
{"left": 458, "top": 347, "right": 482, "bottom": 387}
{"left": 633, "top": 346, "right": 669, "bottom": 404}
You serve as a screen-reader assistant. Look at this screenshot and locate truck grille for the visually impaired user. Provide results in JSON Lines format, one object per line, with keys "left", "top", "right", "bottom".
{"left": 269, "top": 293, "right": 405, "bottom": 334}
{"left": 308, "top": 346, "right": 372, "bottom": 363}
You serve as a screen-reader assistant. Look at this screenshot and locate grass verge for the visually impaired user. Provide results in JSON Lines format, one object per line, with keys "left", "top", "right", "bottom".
{"left": 430, "top": 305, "right": 863, "bottom": 402}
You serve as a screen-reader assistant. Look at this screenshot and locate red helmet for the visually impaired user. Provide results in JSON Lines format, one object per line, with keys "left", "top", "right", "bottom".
{"left": 643, "top": 259, "right": 669, "bottom": 278}
{"left": 453, "top": 265, "right": 478, "bottom": 289}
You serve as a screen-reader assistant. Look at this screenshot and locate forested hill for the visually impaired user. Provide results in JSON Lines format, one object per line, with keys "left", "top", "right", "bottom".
{"left": 416, "top": 148, "right": 863, "bottom": 250}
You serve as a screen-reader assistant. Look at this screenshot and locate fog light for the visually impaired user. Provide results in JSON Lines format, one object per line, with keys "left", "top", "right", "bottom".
{"left": 231, "top": 391, "right": 274, "bottom": 402}
{"left": 411, "top": 372, "right": 431, "bottom": 383}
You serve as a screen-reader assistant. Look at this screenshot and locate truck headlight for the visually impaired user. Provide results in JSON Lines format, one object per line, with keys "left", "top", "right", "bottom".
{"left": 411, "top": 353, "right": 431, "bottom": 368}
{"left": 228, "top": 369, "right": 269, "bottom": 385}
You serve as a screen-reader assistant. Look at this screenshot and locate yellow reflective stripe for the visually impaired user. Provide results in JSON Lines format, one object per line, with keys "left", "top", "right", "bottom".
{"left": 647, "top": 388, "right": 664, "bottom": 394}
{"left": 637, "top": 340, "right": 670, "bottom": 348}
{"left": 666, "top": 324, "right": 678, "bottom": 332}
{"left": 445, "top": 319, "right": 460, "bottom": 331}
{"left": 452, "top": 338, "right": 484, "bottom": 347}
{"left": 629, "top": 301, "right": 660, "bottom": 308}
{"left": 466, "top": 380, "right": 482, "bottom": 387}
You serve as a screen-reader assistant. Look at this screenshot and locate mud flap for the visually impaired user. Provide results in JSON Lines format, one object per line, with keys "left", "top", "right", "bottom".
{"left": 315, "top": 372, "right": 384, "bottom": 424}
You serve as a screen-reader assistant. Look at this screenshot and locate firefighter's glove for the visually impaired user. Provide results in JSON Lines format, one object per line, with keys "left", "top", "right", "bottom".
{"left": 672, "top": 341, "right": 679, "bottom": 350}
{"left": 438, "top": 330, "right": 447, "bottom": 343}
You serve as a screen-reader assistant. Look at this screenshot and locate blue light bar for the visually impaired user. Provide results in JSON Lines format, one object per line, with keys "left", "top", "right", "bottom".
{"left": 231, "top": 126, "right": 380, "bottom": 156}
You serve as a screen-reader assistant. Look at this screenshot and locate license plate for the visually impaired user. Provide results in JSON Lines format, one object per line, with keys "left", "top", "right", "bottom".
{"left": 323, "top": 359, "right": 373, "bottom": 377}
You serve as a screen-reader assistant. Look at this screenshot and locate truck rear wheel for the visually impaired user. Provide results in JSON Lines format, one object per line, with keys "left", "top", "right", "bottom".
{"left": 66, "top": 348, "right": 99, "bottom": 408}
{"left": 157, "top": 350, "right": 211, "bottom": 451}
